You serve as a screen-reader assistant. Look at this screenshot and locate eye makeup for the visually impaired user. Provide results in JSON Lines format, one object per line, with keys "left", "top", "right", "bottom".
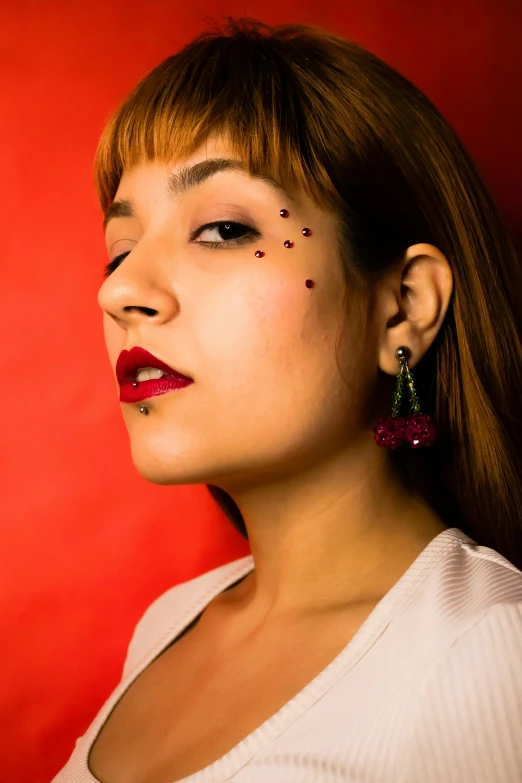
{"left": 103, "top": 220, "right": 260, "bottom": 277}
{"left": 191, "top": 220, "right": 260, "bottom": 249}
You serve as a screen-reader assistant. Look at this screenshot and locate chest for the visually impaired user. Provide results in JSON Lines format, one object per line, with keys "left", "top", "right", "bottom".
{"left": 88, "top": 604, "right": 375, "bottom": 783}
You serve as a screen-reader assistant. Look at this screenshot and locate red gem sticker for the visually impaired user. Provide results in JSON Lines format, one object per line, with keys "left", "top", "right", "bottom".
{"left": 302, "top": 228, "right": 312, "bottom": 236}
{"left": 279, "top": 209, "right": 289, "bottom": 218}
{"left": 254, "top": 250, "right": 265, "bottom": 258}
{"left": 284, "top": 240, "right": 294, "bottom": 248}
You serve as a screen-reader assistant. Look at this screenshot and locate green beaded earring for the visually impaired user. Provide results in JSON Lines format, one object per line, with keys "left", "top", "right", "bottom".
{"left": 373, "top": 346, "right": 436, "bottom": 449}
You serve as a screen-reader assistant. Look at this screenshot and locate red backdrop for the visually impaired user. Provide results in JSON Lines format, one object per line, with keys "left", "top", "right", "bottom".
{"left": 2, "top": 1, "right": 521, "bottom": 780}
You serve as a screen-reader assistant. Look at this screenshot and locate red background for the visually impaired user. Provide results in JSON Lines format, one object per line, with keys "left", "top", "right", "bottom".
{"left": 2, "top": 1, "right": 521, "bottom": 780}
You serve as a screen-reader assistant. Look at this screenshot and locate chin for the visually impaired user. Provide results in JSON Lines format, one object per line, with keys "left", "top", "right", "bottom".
{"left": 131, "top": 459, "right": 203, "bottom": 486}
{"left": 128, "top": 436, "right": 221, "bottom": 487}
{"left": 129, "top": 447, "right": 195, "bottom": 485}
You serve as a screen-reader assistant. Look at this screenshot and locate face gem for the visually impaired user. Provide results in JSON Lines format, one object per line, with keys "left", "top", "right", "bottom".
{"left": 302, "top": 228, "right": 312, "bottom": 236}
{"left": 254, "top": 250, "right": 265, "bottom": 258}
{"left": 279, "top": 209, "right": 289, "bottom": 218}
{"left": 305, "top": 279, "right": 315, "bottom": 288}
{"left": 284, "top": 240, "right": 294, "bottom": 248}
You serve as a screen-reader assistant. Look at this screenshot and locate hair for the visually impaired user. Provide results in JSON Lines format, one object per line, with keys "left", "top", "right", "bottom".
{"left": 93, "top": 17, "right": 522, "bottom": 569}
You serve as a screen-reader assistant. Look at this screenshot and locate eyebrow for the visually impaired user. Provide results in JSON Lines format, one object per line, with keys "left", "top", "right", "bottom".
{"left": 102, "top": 158, "right": 293, "bottom": 230}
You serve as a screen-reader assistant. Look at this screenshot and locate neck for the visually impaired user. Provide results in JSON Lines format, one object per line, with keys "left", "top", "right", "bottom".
{"left": 219, "top": 439, "right": 447, "bottom": 621}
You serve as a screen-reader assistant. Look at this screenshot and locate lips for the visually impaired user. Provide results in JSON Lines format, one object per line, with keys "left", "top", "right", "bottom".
{"left": 116, "top": 346, "right": 194, "bottom": 403}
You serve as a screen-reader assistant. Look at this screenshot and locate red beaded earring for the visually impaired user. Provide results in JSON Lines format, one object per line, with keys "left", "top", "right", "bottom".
{"left": 373, "top": 346, "right": 436, "bottom": 449}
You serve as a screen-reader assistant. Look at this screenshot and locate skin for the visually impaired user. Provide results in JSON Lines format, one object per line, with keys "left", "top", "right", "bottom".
{"left": 99, "top": 134, "right": 454, "bottom": 641}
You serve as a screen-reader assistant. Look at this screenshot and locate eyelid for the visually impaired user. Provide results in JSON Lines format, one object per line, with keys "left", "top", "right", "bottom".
{"left": 192, "top": 219, "right": 260, "bottom": 250}
{"left": 191, "top": 219, "right": 258, "bottom": 240}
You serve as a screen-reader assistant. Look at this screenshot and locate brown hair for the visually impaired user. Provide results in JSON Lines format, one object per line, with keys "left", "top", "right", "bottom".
{"left": 93, "top": 18, "right": 522, "bottom": 569}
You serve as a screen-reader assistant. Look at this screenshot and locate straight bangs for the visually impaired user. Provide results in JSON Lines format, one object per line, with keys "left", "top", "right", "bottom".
{"left": 93, "top": 20, "right": 345, "bottom": 216}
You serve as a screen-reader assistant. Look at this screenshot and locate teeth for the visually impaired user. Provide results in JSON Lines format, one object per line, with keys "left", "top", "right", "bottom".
{"left": 136, "top": 367, "right": 166, "bottom": 382}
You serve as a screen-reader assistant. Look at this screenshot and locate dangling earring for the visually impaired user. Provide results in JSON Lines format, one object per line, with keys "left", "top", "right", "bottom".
{"left": 373, "top": 346, "right": 436, "bottom": 449}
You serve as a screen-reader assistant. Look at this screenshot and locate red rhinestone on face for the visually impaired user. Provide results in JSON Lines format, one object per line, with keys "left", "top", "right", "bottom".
{"left": 302, "top": 228, "right": 312, "bottom": 236}
{"left": 279, "top": 209, "right": 289, "bottom": 218}
{"left": 284, "top": 240, "right": 294, "bottom": 248}
{"left": 305, "top": 279, "right": 315, "bottom": 288}
{"left": 254, "top": 250, "right": 265, "bottom": 258}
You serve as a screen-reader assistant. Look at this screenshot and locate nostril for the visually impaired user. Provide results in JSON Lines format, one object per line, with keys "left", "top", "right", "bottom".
{"left": 124, "top": 306, "right": 158, "bottom": 316}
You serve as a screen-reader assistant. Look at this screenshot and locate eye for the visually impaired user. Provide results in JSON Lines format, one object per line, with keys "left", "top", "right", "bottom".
{"left": 103, "top": 221, "right": 260, "bottom": 277}
{"left": 193, "top": 220, "right": 259, "bottom": 248}
{"left": 103, "top": 251, "right": 130, "bottom": 278}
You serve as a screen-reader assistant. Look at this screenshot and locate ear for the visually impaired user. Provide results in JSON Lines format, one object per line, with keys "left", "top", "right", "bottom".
{"left": 377, "top": 243, "right": 453, "bottom": 374}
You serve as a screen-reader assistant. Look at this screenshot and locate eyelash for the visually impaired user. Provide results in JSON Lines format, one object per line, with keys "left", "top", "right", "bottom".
{"left": 103, "top": 220, "right": 259, "bottom": 277}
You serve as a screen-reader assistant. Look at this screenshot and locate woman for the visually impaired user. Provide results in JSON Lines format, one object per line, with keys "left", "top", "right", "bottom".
{"left": 52, "top": 17, "right": 522, "bottom": 783}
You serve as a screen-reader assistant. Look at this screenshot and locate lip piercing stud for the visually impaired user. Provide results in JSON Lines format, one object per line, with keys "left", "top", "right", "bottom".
{"left": 254, "top": 250, "right": 265, "bottom": 258}
{"left": 284, "top": 240, "right": 294, "bottom": 248}
{"left": 305, "top": 280, "right": 315, "bottom": 288}
{"left": 302, "top": 228, "right": 312, "bottom": 236}
{"left": 132, "top": 381, "right": 139, "bottom": 387}
{"left": 139, "top": 406, "right": 148, "bottom": 415}
{"left": 279, "top": 209, "right": 289, "bottom": 218}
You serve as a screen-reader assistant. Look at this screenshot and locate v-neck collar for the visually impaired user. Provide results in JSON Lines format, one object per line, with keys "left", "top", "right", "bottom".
{"left": 75, "top": 527, "right": 469, "bottom": 783}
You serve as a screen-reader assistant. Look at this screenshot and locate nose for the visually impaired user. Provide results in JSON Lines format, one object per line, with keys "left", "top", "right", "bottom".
{"left": 97, "top": 251, "right": 179, "bottom": 328}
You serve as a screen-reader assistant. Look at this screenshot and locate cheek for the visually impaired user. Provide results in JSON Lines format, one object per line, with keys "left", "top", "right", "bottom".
{"left": 204, "top": 280, "right": 322, "bottom": 393}
{"left": 244, "top": 283, "right": 306, "bottom": 357}
{"left": 258, "top": 281, "right": 303, "bottom": 325}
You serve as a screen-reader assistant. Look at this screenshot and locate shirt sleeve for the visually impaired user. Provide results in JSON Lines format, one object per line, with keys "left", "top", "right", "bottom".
{"left": 401, "top": 601, "right": 522, "bottom": 783}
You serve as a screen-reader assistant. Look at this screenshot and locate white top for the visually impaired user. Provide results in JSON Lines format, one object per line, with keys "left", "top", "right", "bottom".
{"left": 51, "top": 527, "right": 522, "bottom": 783}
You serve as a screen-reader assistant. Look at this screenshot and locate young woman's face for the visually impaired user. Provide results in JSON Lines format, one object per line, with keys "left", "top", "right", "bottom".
{"left": 98, "top": 136, "right": 378, "bottom": 489}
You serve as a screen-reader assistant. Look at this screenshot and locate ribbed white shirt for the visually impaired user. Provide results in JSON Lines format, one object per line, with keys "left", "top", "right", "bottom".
{"left": 51, "top": 527, "right": 522, "bottom": 782}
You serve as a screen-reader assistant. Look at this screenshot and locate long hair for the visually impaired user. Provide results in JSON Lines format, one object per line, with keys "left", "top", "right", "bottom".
{"left": 93, "top": 18, "right": 522, "bottom": 569}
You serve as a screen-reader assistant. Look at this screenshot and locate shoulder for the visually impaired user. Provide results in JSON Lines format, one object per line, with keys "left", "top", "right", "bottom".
{"left": 121, "top": 554, "right": 254, "bottom": 680}
{"left": 401, "top": 531, "right": 522, "bottom": 782}
{"left": 413, "top": 528, "right": 522, "bottom": 647}
{"left": 435, "top": 527, "right": 522, "bottom": 591}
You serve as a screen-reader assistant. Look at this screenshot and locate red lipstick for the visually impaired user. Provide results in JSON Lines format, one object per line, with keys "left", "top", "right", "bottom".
{"left": 116, "top": 346, "right": 194, "bottom": 403}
